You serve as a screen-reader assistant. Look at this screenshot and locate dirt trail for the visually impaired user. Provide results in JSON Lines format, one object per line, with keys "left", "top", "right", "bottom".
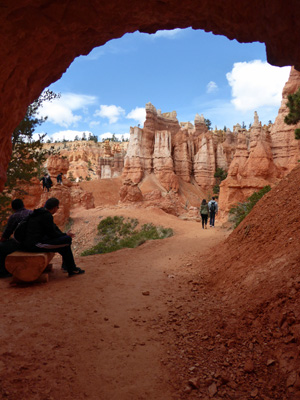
{"left": 0, "top": 206, "right": 227, "bottom": 400}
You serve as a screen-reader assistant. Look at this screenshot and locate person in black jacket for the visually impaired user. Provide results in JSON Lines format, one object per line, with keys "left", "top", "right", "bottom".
{"left": 22, "top": 197, "right": 85, "bottom": 277}
{"left": 0, "top": 199, "right": 32, "bottom": 278}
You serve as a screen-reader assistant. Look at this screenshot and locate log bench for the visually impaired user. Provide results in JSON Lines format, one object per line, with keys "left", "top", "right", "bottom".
{"left": 6, "top": 251, "right": 55, "bottom": 283}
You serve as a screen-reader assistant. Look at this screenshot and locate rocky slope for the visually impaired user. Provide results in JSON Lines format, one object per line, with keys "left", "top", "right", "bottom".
{"left": 44, "top": 140, "right": 128, "bottom": 182}
{"left": 156, "top": 163, "right": 300, "bottom": 400}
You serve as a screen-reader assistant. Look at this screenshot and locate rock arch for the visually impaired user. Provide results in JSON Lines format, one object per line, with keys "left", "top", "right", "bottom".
{"left": 0, "top": 0, "right": 299, "bottom": 189}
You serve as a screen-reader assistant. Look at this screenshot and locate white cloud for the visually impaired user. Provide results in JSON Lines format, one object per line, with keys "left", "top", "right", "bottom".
{"left": 226, "top": 60, "right": 291, "bottom": 111}
{"left": 126, "top": 107, "right": 146, "bottom": 126}
{"left": 150, "top": 29, "right": 182, "bottom": 39}
{"left": 206, "top": 81, "right": 218, "bottom": 94}
{"left": 38, "top": 93, "right": 97, "bottom": 128}
{"left": 89, "top": 121, "right": 100, "bottom": 128}
{"left": 99, "top": 132, "right": 130, "bottom": 142}
{"left": 94, "top": 105, "right": 125, "bottom": 124}
{"left": 35, "top": 130, "right": 94, "bottom": 142}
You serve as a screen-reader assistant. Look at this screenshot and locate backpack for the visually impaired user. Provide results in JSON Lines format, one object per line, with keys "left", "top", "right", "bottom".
{"left": 210, "top": 201, "right": 216, "bottom": 213}
{"left": 13, "top": 215, "right": 31, "bottom": 243}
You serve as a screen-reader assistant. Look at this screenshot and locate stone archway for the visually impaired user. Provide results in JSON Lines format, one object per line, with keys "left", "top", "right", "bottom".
{"left": 1, "top": 0, "right": 299, "bottom": 189}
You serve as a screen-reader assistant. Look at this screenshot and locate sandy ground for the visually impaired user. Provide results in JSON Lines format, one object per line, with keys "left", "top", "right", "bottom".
{"left": 0, "top": 205, "right": 227, "bottom": 400}
{"left": 3, "top": 164, "right": 300, "bottom": 399}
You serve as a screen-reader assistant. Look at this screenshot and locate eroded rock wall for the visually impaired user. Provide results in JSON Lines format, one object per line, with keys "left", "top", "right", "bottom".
{"left": 122, "top": 105, "right": 236, "bottom": 194}
{"left": 1, "top": 0, "right": 300, "bottom": 190}
{"left": 219, "top": 68, "right": 300, "bottom": 216}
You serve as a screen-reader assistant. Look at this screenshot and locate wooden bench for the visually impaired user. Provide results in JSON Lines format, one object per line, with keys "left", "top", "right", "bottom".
{"left": 6, "top": 251, "right": 55, "bottom": 283}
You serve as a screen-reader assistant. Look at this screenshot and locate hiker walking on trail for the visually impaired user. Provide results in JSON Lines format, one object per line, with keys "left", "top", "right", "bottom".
{"left": 200, "top": 199, "right": 209, "bottom": 229}
{"left": 40, "top": 173, "right": 48, "bottom": 191}
{"left": 40, "top": 173, "right": 52, "bottom": 192}
{"left": 56, "top": 172, "right": 63, "bottom": 185}
{"left": 45, "top": 174, "right": 53, "bottom": 192}
{"left": 21, "top": 197, "right": 85, "bottom": 277}
{"left": 0, "top": 199, "right": 32, "bottom": 278}
{"left": 208, "top": 196, "right": 218, "bottom": 227}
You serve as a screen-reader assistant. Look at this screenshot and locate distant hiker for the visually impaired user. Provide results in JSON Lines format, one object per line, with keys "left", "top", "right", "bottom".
{"left": 208, "top": 196, "right": 218, "bottom": 227}
{"left": 200, "top": 199, "right": 209, "bottom": 229}
{"left": 56, "top": 172, "right": 63, "bottom": 185}
{"left": 0, "top": 199, "right": 32, "bottom": 277}
{"left": 40, "top": 173, "right": 48, "bottom": 191}
{"left": 45, "top": 174, "right": 53, "bottom": 192}
{"left": 21, "top": 197, "right": 85, "bottom": 277}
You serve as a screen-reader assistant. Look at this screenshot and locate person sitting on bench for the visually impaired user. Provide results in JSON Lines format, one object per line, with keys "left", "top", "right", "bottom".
{"left": 0, "top": 199, "right": 32, "bottom": 278}
{"left": 21, "top": 197, "right": 85, "bottom": 277}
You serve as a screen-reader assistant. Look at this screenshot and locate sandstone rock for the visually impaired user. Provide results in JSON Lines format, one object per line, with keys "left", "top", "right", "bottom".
{"left": 173, "top": 129, "right": 193, "bottom": 183}
{"left": 153, "top": 130, "right": 179, "bottom": 192}
{"left": 13, "top": 178, "right": 44, "bottom": 210}
{"left": 244, "top": 359, "right": 254, "bottom": 373}
{"left": 188, "top": 377, "right": 200, "bottom": 389}
{"left": 46, "top": 154, "right": 69, "bottom": 178}
{"left": 193, "top": 133, "right": 215, "bottom": 190}
{"left": 270, "top": 67, "right": 300, "bottom": 174}
{"left": 123, "top": 103, "right": 231, "bottom": 202}
{"left": 44, "top": 140, "right": 127, "bottom": 182}
{"left": 119, "top": 179, "right": 144, "bottom": 203}
{"left": 0, "top": 0, "right": 300, "bottom": 192}
{"left": 208, "top": 382, "right": 217, "bottom": 397}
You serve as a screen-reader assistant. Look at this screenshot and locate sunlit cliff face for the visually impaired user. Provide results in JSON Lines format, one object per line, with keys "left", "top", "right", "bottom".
{"left": 0, "top": 0, "right": 298, "bottom": 190}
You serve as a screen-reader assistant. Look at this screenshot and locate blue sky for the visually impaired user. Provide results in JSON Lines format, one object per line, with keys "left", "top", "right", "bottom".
{"left": 35, "top": 28, "right": 291, "bottom": 142}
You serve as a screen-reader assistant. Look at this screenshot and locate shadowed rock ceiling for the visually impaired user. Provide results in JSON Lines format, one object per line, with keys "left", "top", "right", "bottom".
{"left": 1, "top": 0, "right": 299, "bottom": 189}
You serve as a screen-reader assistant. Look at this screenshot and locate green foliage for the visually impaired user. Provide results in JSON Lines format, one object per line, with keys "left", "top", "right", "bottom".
{"left": 0, "top": 90, "right": 60, "bottom": 224}
{"left": 81, "top": 216, "right": 173, "bottom": 256}
{"left": 229, "top": 185, "right": 271, "bottom": 228}
{"left": 5, "top": 90, "right": 60, "bottom": 190}
{"left": 214, "top": 167, "right": 227, "bottom": 181}
{"left": 213, "top": 167, "right": 227, "bottom": 194}
{"left": 295, "top": 129, "right": 300, "bottom": 140}
{"left": 213, "top": 185, "right": 220, "bottom": 194}
{"left": 284, "top": 87, "right": 300, "bottom": 139}
{"left": 205, "top": 119, "right": 212, "bottom": 130}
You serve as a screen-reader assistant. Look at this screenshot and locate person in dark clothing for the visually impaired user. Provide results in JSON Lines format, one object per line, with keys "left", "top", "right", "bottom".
{"left": 56, "top": 172, "right": 63, "bottom": 185}
{"left": 0, "top": 199, "right": 32, "bottom": 277}
{"left": 200, "top": 199, "right": 209, "bottom": 229}
{"left": 1, "top": 199, "right": 32, "bottom": 241}
{"left": 40, "top": 174, "right": 48, "bottom": 191}
{"left": 21, "top": 197, "right": 85, "bottom": 277}
{"left": 45, "top": 174, "right": 53, "bottom": 192}
{"left": 208, "top": 196, "right": 218, "bottom": 227}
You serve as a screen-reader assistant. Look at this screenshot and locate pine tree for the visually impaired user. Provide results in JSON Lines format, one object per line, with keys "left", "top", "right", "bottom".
{"left": 0, "top": 90, "right": 60, "bottom": 212}
{"left": 284, "top": 87, "right": 300, "bottom": 139}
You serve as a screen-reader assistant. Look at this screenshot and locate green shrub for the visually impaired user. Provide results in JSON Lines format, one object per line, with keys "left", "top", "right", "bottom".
{"left": 213, "top": 167, "right": 227, "bottom": 194}
{"left": 229, "top": 185, "right": 271, "bottom": 228}
{"left": 81, "top": 216, "right": 173, "bottom": 256}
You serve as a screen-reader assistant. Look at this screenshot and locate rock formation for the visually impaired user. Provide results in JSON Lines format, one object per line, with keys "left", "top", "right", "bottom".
{"left": 218, "top": 67, "right": 300, "bottom": 216}
{"left": 119, "top": 179, "right": 144, "bottom": 203}
{"left": 122, "top": 66, "right": 300, "bottom": 218}
{"left": 122, "top": 104, "right": 237, "bottom": 196}
{"left": 270, "top": 67, "right": 300, "bottom": 174}
{"left": 46, "top": 154, "right": 69, "bottom": 178}
{"left": 43, "top": 140, "right": 128, "bottom": 181}
{"left": 1, "top": 0, "right": 300, "bottom": 191}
